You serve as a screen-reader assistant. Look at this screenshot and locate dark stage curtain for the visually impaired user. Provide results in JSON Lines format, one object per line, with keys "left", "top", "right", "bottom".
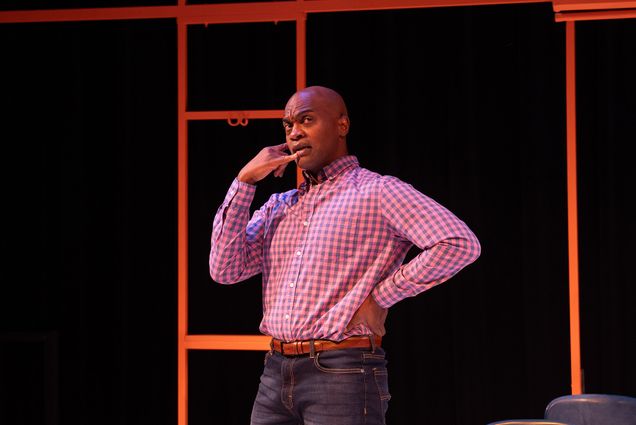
{"left": 1, "top": 4, "right": 634, "bottom": 425}
{"left": 1, "top": 19, "right": 178, "bottom": 425}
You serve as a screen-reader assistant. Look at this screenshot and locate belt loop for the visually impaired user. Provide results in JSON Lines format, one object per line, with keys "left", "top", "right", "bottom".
{"left": 369, "top": 334, "right": 376, "bottom": 353}
{"left": 309, "top": 339, "right": 316, "bottom": 358}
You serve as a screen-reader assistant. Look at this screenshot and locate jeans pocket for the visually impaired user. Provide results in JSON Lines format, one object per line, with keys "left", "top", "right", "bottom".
{"left": 363, "top": 353, "right": 386, "bottom": 361}
{"left": 313, "top": 351, "right": 365, "bottom": 374}
{"left": 373, "top": 368, "right": 391, "bottom": 401}
{"left": 263, "top": 350, "right": 273, "bottom": 366}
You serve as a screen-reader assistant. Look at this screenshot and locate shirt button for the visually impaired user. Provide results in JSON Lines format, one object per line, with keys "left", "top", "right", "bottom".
{"left": 289, "top": 282, "right": 295, "bottom": 288}
{"left": 296, "top": 250, "right": 302, "bottom": 256}
{"left": 303, "top": 221, "right": 309, "bottom": 226}
{"left": 284, "top": 314, "right": 290, "bottom": 320}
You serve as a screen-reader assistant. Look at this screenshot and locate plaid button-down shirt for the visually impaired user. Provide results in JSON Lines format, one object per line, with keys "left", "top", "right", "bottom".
{"left": 210, "top": 155, "right": 480, "bottom": 341}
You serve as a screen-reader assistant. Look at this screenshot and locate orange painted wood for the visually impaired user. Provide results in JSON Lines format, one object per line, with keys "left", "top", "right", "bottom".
{"left": 177, "top": 19, "right": 189, "bottom": 425}
{"left": 0, "top": 0, "right": 547, "bottom": 24}
{"left": 0, "top": 5, "right": 178, "bottom": 23}
{"left": 553, "top": 0, "right": 636, "bottom": 11}
{"left": 185, "top": 110, "right": 285, "bottom": 120}
{"left": 296, "top": 12, "right": 307, "bottom": 188}
{"left": 296, "top": 14, "right": 307, "bottom": 91}
{"left": 185, "top": 335, "right": 272, "bottom": 350}
{"left": 0, "top": 5, "right": 296, "bottom": 24}
{"left": 565, "top": 21, "right": 583, "bottom": 396}
{"left": 303, "top": 0, "right": 546, "bottom": 13}
{"left": 556, "top": 8, "right": 636, "bottom": 20}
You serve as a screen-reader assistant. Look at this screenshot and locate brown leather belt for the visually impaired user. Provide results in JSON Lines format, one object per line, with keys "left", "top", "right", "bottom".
{"left": 270, "top": 335, "right": 381, "bottom": 356}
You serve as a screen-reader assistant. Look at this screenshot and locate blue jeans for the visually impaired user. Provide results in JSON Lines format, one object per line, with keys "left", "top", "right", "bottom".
{"left": 250, "top": 346, "right": 391, "bottom": 425}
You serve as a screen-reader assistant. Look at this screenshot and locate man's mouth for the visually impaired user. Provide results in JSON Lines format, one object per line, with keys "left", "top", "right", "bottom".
{"left": 293, "top": 146, "right": 311, "bottom": 157}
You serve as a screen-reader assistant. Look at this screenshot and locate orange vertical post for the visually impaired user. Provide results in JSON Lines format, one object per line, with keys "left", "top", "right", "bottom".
{"left": 296, "top": 10, "right": 307, "bottom": 186}
{"left": 565, "top": 20, "right": 583, "bottom": 395}
{"left": 177, "top": 14, "right": 189, "bottom": 425}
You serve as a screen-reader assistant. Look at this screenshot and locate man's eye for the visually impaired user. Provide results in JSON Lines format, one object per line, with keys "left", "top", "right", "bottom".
{"left": 301, "top": 116, "right": 312, "bottom": 123}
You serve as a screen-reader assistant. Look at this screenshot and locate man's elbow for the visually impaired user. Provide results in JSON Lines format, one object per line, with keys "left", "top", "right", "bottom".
{"left": 463, "top": 232, "right": 481, "bottom": 265}
{"left": 209, "top": 259, "right": 240, "bottom": 285}
{"left": 209, "top": 268, "right": 238, "bottom": 285}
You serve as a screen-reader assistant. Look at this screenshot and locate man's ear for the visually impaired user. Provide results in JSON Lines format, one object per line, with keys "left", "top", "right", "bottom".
{"left": 338, "top": 114, "right": 350, "bottom": 137}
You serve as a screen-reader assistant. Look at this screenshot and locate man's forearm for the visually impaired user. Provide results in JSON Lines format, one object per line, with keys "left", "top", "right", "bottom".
{"left": 209, "top": 178, "right": 263, "bottom": 284}
{"left": 372, "top": 234, "right": 481, "bottom": 308}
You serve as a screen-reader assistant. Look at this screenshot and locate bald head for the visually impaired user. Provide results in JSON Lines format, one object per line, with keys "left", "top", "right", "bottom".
{"left": 282, "top": 86, "right": 351, "bottom": 174}
{"left": 285, "top": 86, "right": 349, "bottom": 122}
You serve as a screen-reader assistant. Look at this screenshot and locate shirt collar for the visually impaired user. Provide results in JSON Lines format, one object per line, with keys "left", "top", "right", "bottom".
{"left": 300, "top": 155, "right": 359, "bottom": 188}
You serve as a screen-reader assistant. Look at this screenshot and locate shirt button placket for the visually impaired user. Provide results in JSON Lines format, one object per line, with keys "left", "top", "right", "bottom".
{"left": 286, "top": 196, "right": 314, "bottom": 337}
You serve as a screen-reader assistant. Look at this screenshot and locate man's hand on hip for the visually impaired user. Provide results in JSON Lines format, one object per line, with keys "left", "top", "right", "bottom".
{"left": 346, "top": 294, "right": 388, "bottom": 336}
{"left": 237, "top": 143, "right": 298, "bottom": 185}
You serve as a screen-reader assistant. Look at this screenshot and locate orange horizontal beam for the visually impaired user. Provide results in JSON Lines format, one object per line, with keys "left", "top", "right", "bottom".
{"left": 0, "top": 4, "right": 297, "bottom": 24}
{"left": 0, "top": 0, "right": 547, "bottom": 24}
{"left": 0, "top": 5, "right": 178, "bottom": 23}
{"left": 185, "top": 335, "right": 271, "bottom": 350}
{"left": 555, "top": 8, "right": 636, "bottom": 19}
{"left": 553, "top": 0, "right": 636, "bottom": 11}
{"left": 185, "top": 110, "right": 284, "bottom": 121}
{"left": 303, "top": 0, "right": 547, "bottom": 13}
{"left": 180, "top": 3, "right": 296, "bottom": 25}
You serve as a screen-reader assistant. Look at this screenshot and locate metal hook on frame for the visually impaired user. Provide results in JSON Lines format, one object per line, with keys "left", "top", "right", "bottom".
{"left": 227, "top": 116, "right": 249, "bottom": 127}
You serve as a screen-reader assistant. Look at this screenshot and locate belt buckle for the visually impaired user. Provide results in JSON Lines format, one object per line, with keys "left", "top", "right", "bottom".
{"left": 274, "top": 339, "right": 285, "bottom": 356}
{"left": 279, "top": 340, "right": 299, "bottom": 356}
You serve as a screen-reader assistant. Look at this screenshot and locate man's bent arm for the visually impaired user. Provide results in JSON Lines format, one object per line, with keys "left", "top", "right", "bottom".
{"left": 372, "top": 176, "right": 481, "bottom": 308}
{"left": 209, "top": 178, "right": 266, "bottom": 284}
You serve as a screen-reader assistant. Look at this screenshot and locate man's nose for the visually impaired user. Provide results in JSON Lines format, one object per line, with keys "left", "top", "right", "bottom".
{"left": 289, "top": 124, "right": 304, "bottom": 140}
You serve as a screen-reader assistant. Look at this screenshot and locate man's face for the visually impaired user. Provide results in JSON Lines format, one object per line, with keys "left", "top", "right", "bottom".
{"left": 282, "top": 90, "right": 347, "bottom": 174}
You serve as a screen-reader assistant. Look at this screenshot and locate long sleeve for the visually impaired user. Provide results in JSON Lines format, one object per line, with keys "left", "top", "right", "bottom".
{"left": 372, "top": 176, "right": 481, "bottom": 308}
{"left": 209, "top": 178, "right": 267, "bottom": 284}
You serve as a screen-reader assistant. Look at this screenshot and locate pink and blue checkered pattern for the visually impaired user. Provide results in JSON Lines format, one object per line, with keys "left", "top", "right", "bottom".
{"left": 210, "top": 155, "right": 480, "bottom": 342}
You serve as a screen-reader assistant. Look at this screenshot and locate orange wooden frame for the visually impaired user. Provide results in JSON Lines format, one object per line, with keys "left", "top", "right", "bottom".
{"left": 554, "top": 0, "right": 636, "bottom": 19}
{"left": 5, "top": 0, "right": 635, "bottom": 422}
{"left": 565, "top": 21, "right": 582, "bottom": 395}
{"left": 553, "top": 0, "right": 636, "bottom": 11}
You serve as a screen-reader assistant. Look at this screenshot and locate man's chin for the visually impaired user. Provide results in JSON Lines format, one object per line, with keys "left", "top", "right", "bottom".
{"left": 295, "top": 156, "right": 310, "bottom": 169}
{"left": 296, "top": 158, "right": 319, "bottom": 175}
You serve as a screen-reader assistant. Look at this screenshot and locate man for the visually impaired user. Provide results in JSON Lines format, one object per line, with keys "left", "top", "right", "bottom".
{"left": 210, "top": 86, "right": 480, "bottom": 424}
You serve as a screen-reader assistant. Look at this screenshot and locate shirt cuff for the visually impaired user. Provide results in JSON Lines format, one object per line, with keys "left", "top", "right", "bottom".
{"left": 372, "top": 268, "right": 419, "bottom": 308}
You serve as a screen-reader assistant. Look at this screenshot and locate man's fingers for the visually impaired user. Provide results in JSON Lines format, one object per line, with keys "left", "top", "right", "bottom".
{"left": 271, "top": 152, "right": 298, "bottom": 166}
{"left": 273, "top": 143, "right": 290, "bottom": 152}
{"left": 273, "top": 162, "right": 287, "bottom": 178}
{"left": 270, "top": 154, "right": 297, "bottom": 178}
{"left": 348, "top": 319, "right": 384, "bottom": 336}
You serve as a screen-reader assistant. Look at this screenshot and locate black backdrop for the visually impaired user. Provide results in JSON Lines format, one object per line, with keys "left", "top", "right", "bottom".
{"left": 1, "top": 3, "right": 634, "bottom": 425}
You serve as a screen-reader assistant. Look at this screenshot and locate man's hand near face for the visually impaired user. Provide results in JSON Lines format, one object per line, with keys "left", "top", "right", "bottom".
{"left": 346, "top": 293, "right": 388, "bottom": 337}
{"left": 237, "top": 143, "right": 298, "bottom": 185}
